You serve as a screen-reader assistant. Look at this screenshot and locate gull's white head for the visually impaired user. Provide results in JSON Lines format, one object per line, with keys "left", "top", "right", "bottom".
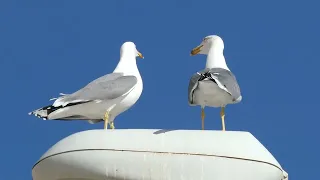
{"left": 190, "top": 35, "right": 224, "bottom": 56}
{"left": 120, "top": 41, "right": 144, "bottom": 59}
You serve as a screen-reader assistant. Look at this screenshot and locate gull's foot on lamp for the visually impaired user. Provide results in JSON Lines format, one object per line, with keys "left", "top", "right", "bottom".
{"left": 109, "top": 121, "right": 115, "bottom": 129}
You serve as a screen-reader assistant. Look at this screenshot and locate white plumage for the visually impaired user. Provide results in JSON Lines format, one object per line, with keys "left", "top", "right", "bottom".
{"left": 29, "top": 41, "right": 144, "bottom": 129}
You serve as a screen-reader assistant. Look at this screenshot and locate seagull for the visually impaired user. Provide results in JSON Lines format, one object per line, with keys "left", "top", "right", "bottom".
{"left": 188, "top": 35, "right": 242, "bottom": 131}
{"left": 29, "top": 41, "right": 144, "bottom": 130}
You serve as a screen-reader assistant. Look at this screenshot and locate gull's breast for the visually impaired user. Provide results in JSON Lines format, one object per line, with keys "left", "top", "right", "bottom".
{"left": 111, "top": 76, "right": 143, "bottom": 116}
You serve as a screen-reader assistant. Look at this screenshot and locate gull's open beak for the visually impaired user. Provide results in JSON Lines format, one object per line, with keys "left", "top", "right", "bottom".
{"left": 137, "top": 51, "right": 144, "bottom": 59}
{"left": 190, "top": 44, "right": 203, "bottom": 56}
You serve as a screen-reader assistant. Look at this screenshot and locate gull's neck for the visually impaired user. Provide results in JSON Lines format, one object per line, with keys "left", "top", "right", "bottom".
{"left": 206, "top": 47, "right": 230, "bottom": 71}
{"left": 113, "top": 54, "right": 140, "bottom": 77}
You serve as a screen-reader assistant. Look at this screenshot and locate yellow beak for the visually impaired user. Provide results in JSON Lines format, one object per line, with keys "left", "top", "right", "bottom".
{"left": 137, "top": 51, "right": 144, "bottom": 59}
{"left": 190, "top": 45, "right": 203, "bottom": 56}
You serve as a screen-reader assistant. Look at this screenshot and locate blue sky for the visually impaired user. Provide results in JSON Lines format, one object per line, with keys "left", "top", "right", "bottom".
{"left": 0, "top": 0, "right": 318, "bottom": 179}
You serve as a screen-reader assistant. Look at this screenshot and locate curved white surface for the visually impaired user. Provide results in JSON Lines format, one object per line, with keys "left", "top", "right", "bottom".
{"left": 32, "top": 129, "right": 288, "bottom": 180}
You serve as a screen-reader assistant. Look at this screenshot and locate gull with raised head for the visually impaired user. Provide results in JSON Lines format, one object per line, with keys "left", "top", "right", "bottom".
{"left": 188, "top": 35, "right": 242, "bottom": 131}
{"left": 29, "top": 41, "right": 144, "bottom": 130}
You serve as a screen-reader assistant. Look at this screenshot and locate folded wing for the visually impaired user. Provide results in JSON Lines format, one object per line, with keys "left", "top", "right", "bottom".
{"left": 53, "top": 72, "right": 138, "bottom": 107}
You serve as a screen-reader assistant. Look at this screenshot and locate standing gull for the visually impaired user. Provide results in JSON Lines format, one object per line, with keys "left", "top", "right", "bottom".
{"left": 29, "top": 41, "right": 144, "bottom": 130}
{"left": 188, "top": 35, "right": 242, "bottom": 131}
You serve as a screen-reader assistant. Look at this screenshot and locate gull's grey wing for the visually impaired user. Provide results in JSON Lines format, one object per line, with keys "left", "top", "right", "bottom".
{"left": 207, "top": 68, "right": 242, "bottom": 102}
{"left": 53, "top": 72, "right": 138, "bottom": 107}
{"left": 188, "top": 72, "right": 202, "bottom": 105}
{"left": 188, "top": 69, "right": 209, "bottom": 105}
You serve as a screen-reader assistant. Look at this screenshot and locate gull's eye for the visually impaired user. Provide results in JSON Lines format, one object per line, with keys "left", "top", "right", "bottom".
{"left": 203, "top": 37, "right": 208, "bottom": 42}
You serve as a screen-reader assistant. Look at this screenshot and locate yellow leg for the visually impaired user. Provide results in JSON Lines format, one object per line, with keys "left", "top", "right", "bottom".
{"left": 220, "top": 107, "right": 226, "bottom": 131}
{"left": 109, "top": 121, "right": 115, "bottom": 129}
{"left": 104, "top": 112, "right": 109, "bottom": 130}
{"left": 201, "top": 108, "right": 205, "bottom": 130}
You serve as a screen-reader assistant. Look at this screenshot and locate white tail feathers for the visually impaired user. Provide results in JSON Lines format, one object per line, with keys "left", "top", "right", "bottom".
{"left": 49, "top": 92, "right": 69, "bottom": 103}
{"left": 49, "top": 97, "right": 58, "bottom": 101}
